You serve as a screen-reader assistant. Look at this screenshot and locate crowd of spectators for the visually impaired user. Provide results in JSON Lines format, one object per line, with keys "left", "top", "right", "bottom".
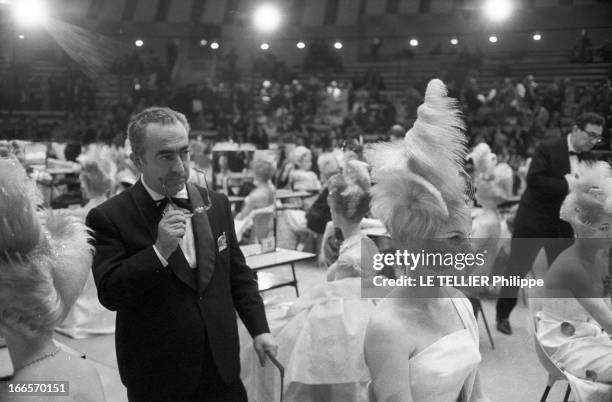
{"left": 0, "top": 60, "right": 96, "bottom": 113}
{"left": 1, "top": 46, "right": 611, "bottom": 175}
{"left": 458, "top": 73, "right": 612, "bottom": 170}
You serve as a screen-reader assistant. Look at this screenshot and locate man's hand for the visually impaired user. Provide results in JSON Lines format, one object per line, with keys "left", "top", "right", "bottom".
{"left": 155, "top": 210, "right": 187, "bottom": 259}
{"left": 253, "top": 333, "right": 278, "bottom": 367}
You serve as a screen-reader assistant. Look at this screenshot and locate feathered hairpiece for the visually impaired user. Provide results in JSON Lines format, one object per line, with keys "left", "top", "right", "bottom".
{"left": 560, "top": 161, "right": 612, "bottom": 228}
{"left": 367, "top": 79, "right": 469, "bottom": 240}
{"left": 78, "top": 144, "right": 118, "bottom": 197}
{"left": 468, "top": 142, "right": 513, "bottom": 204}
{"left": 328, "top": 159, "right": 371, "bottom": 222}
{"left": 0, "top": 158, "right": 92, "bottom": 335}
{"left": 468, "top": 142, "right": 497, "bottom": 179}
{"left": 291, "top": 146, "right": 311, "bottom": 165}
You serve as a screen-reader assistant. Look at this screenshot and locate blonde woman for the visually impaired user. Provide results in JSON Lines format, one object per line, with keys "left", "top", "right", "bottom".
{"left": 364, "top": 79, "right": 488, "bottom": 402}
{"left": 534, "top": 161, "right": 612, "bottom": 402}
{"left": 0, "top": 157, "right": 104, "bottom": 401}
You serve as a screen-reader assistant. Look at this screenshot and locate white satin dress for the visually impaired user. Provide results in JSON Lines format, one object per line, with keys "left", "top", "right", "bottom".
{"left": 368, "top": 297, "right": 488, "bottom": 402}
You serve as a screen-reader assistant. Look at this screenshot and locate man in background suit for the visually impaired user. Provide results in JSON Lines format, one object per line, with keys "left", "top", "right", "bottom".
{"left": 87, "top": 107, "right": 276, "bottom": 401}
{"left": 496, "top": 112, "right": 605, "bottom": 334}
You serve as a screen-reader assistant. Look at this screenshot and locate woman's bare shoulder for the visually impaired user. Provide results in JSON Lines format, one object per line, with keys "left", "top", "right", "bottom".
{"left": 366, "top": 301, "right": 410, "bottom": 342}
{"left": 12, "top": 355, "right": 105, "bottom": 402}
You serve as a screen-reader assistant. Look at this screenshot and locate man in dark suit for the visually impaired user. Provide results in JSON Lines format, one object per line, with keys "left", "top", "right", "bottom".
{"left": 496, "top": 112, "right": 605, "bottom": 334}
{"left": 87, "top": 107, "right": 276, "bottom": 401}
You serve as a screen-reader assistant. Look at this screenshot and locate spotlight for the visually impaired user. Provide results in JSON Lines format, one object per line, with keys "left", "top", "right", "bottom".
{"left": 135, "top": 39, "right": 144, "bottom": 47}
{"left": 263, "top": 80, "right": 271, "bottom": 88}
{"left": 253, "top": 3, "right": 282, "bottom": 32}
{"left": 210, "top": 42, "right": 219, "bottom": 50}
{"left": 296, "top": 41, "right": 306, "bottom": 49}
{"left": 409, "top": 38, "right": 419, "bottom": 47}
{"left": 13, "top": 0, "right": 49, "bottom": 27}
{"left": 200, "top": 39, "right": 208, "bottom": 46}
{"left": 483, "top": 0, "right": 512, "bottom": 22}
{"left": 333, "top": 41, "right": 343, "bottom": 50}
{"left": 533, "top": 32, "right": 542, "bottom": 41}
{"left": 489, "top": 35, "right": 498, "bottom": 43}
{"left": 18, "top": 34, "right": 25, "bottom": 39}
{"left": 260, "top": 43, "right": 269, "bottom": 50}
{"left": 450, "top": 37, "right": 459, "bottom": 45}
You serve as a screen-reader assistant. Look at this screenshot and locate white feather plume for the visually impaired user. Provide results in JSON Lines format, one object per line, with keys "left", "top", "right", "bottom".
{"left": 366, "top": 79, "right": 468, "bottom": 240}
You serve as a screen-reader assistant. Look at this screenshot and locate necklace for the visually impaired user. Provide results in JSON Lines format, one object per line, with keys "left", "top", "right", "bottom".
{"left": 19, "top": 347, "right": 60, "bottom": 370}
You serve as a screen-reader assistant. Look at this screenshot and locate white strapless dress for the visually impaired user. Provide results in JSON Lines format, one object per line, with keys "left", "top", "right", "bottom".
{"left": 368, "top": 297, "right": 488, "bottom": 402}
{"left": 536, "top": 295, "right": 612, "bottom": 402}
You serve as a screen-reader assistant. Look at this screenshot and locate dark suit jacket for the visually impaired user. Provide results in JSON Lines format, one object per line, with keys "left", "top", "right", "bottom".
{"left": 86, "top": 180, "right": 269, "bottom": 395}
{"left": 513, "top": 136, "right": 594, "bottom": 238}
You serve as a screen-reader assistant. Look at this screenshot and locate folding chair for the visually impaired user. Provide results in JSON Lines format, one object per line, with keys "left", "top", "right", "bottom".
{"left": 533, "top": 314, "right": 572, "bottom": 402}
{"left": 471, "top": 298, "right": 495, "bottom": 349}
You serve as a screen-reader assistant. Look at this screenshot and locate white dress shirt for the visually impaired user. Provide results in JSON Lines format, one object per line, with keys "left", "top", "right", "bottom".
{"left": 142, "top": 178, "right": 197, "bottom": 268}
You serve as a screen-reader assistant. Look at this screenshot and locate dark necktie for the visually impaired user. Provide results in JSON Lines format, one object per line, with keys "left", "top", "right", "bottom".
{"left": 569, "top": 151, "right": 583, "bottom": 160}
{"left": 156, "top": 197, "right": 191, "bottom": 211}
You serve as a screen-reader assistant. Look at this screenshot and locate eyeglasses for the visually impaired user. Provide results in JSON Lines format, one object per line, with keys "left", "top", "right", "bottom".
{"left": 192, "top": 167, "right": 213, "bottom": 210}
{"left": 582, "top": 128, "right": 603, "bottom": 143}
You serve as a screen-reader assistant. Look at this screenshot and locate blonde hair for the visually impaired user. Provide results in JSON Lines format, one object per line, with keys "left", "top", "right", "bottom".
{"left": 291, "top": 146, "right": 311, "bottom": 165}
{"left": 79, "top": 145, "right": 118, "bottom": 197}
{"left": 560, "top": 161, "right": 612, "bottom": 229}
{"left": 252, "top": 159, "right": 276, "bottom": 183}
{"left": 328, "top": 160, "right": 371, "bottom": 222}
{"left": 0, "top": 159, "right": 92, "bottom": 336}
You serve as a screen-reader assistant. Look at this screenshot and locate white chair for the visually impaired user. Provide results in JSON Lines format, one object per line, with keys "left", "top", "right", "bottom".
{"left": 532, "top": 312, "right": 572, "bottom": 402}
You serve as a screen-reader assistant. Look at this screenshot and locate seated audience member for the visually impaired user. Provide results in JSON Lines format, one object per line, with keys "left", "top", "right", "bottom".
{"left": 306, "top": 153, "right": 343, "bottom": 265}
{"left": 364, "top": 79, "right": 489, "bottom": 402}
{"left": 234, "top": 159, "right": 277, "bottom": 242}
{"left": 188, "top": 140, "right": 212, "bottom": 188}
{"left": 466, "top": 143, "right": 514, "bottom": 303}
{"left": 469, "top": 143, "right": 513, "bottom": 240}
{"left": 241, "top": 160, "right": 377, "bottom": 401}
{"left": 235, "top": 159, "right": 276, "bottom": 220}
{"left": 305, "top": 153, "right": 342, "bottom": 233}
{"left": 56, "top": 146, "right": 117, "bottom": 338}
{"left": 288, "top": 146, "right": 322, "bottom": 193}
{"left": 278, "top": 147, "right": 324, "bottom": 249}
{"left": 325, "top": 159, "right": 378, "bottom": 281}
{"left": 0, "top": 157, "right": 105, "bottom": 401}
{"left": 534, "top": 162, "right": 612, "bottom": 402}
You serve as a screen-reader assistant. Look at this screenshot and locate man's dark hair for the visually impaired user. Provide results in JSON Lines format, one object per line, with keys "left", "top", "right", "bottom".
{"left": 575, "top": 112, "right": 604, "bottom": 130}
{"left": 128, "top": 107, "right": 190, "bottom": 157}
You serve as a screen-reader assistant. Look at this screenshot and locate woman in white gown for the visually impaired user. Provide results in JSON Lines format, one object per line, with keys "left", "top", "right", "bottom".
{"left": 56, "top": 147, "right": 116, "bottom": 338}
{"left": 234, "top": 159, "right": 276, "bottom": 242}
{"left": 0, "top": 157, "right": 105, "bottom": 401}
{"left": 363, "top": 79, "right": 489, "bottom": 402}
{"left": 534, "top": 161, "right": 612, "bottom": 402}
{"left": 467, "top": 142, "right": 514, "bottom": 301}
{"left": 241, "top": 159, "right": 378, "bottom": 402}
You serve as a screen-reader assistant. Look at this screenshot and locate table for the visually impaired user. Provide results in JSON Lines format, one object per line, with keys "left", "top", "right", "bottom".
{"left": 228, "top": 191, "right": 313, "bottom": 204}
{"left": 243, "top": 247, "right": 315, "bottom": 297}
{"left": 274, "top": 189, "right": 313, "bottom": 200}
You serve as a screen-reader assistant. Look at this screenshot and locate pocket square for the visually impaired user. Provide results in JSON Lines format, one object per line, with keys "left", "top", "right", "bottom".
{"left": 217, "top": 232, "right": 227, "bottom": 252}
